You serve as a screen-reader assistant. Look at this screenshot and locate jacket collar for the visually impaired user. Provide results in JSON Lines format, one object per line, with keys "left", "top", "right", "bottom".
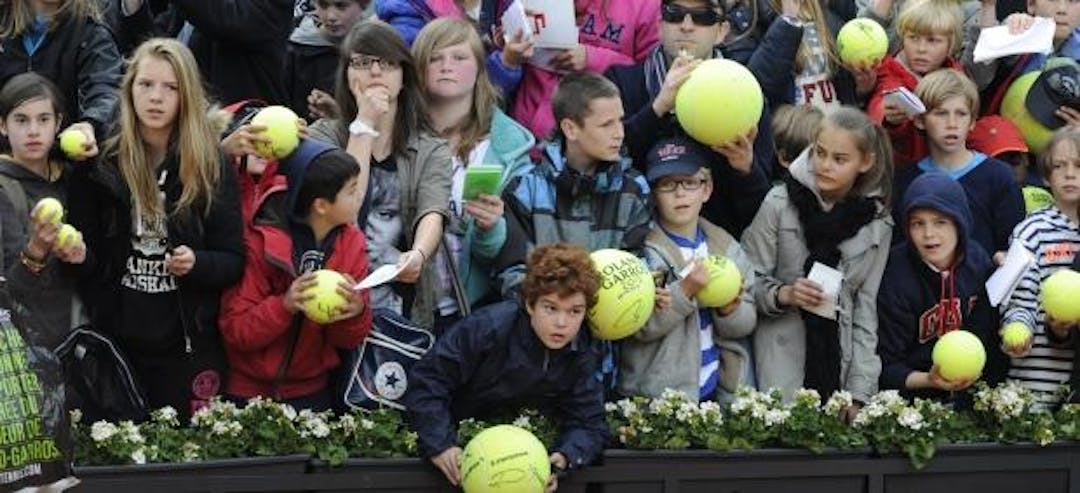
{"left": 541, "top": 140, "right": 633, "bottom": 192}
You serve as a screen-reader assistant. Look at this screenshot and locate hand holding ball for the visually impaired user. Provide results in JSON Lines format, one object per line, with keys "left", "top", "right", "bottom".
{"left": 1041, "top": 269, "right": 1080, "bottom": 323}
{"left": 675, "top": 59, "right": 763, "bottom": 147}
{"left": 931, "top": 330, "right": 986, "bottom": 382}
{"left": 301, "top": 270, "right": 349, "bottom": 324}
{"left": 31, "top": 198, "right": 64, "bottom": 225}
{"left": 696, "top": 255, "right": 743, "bottom": 308}
{"left": 1000, "top": 322, "right": 1033, "bottom": 352}
{"left": 55, "top": 224, "right": 82, "bottom": 251}
{"left": 250, "top": 106, "right": 301, "bottom": 159}
{"left": 837, "top": 18, "right": 889, "bottom": 68}
{"left": 461, "top": 425, "right": 550, "bottom": 493}
{"left": 58, "top": 129, "right": 89, "bottom": 159}
{"left": 588, "top": 249, "right": 654, "bottom": 340}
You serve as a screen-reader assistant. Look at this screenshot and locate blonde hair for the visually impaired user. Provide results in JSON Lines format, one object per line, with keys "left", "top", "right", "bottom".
{"left": 772, "top": 104, "right": 824, "bottom": 164}
{"left": 2, "top": 0, "right": 101, "bottom": 37}
{"left": 106, "top": 38, "right": 222, "bottom": 220}
{"left": 914, "top": 68, "right": 979, "bottom": 115}
{"left": 898, "top": 0, "right": 963, "bottom": 56}
{"left": 771, "top": 0, "right": 839, "bottom": 75}
{"left": 1039, "top": 128, "right": 1080, "bottom": 180}
{"left": 412, "top": 18, "right": 501, "bottom": 161}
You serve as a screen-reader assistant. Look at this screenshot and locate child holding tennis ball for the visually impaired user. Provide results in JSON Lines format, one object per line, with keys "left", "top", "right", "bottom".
{"left": 620, "top": 136, "right": 758, "bottom": 404}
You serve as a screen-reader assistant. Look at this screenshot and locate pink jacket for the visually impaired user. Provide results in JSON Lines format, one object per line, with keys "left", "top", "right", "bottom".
{"left": 511, "top": 0, "right": 660, "bottom": 139}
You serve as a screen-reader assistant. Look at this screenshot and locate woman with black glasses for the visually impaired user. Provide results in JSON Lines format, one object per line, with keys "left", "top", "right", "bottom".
{"left": 308, "top": 20, "right": 452, "bottom": 329}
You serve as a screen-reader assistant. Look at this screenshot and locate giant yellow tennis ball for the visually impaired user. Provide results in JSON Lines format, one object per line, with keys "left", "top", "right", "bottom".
{"left": 1001, "top": 72, "right": 1054, "bottom": 154}
{"left": 1042, "top": 269, "right": 1080, "bottom": 323}
{"left": 301, "top": 269, "right": 349, "bottom": 324}
{"left": 837, "top": 18, "right": 889, "bottom": 67}
{"left": 696, "top": 255, "right": 743, "bottom": 308}
{"left": 931, "top": 330, "right": 986, "bottom": 382}
{"left": 55, "top": 223, "right": 82, "bottom": 250}
{"left": 461, "top": 424, "right": 550, "bottom": 493}
{"left": 1022, "top": 186, "right": 1054, "bottom": 214}
{"left": 675, "top": 59, "right": 763, "bottom": 147}
{"left": 588, "top": 249, "right": 654, "bottom": 340}
{"left": 250, "top": 105, "right": 301, "bottom": 159}
{"left": 1001, "top": 322, "right": 1033, "bottom": 351}
{"left": 31, "top": 197, "right": 64, "bottom": 225}
{"left": 58, "top": 129, "right": 88, "bottom": 159}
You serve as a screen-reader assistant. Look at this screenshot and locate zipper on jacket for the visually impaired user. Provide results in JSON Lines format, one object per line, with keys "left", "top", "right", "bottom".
{"left": 184, "top": 334, "right": 192, "bottom": 354}
{"left": 543, "top": 350, "right": 550, "bottom": 372}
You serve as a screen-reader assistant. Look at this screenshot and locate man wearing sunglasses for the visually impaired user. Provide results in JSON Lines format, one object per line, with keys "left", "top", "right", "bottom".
{"left": 604, "top": 0, "right": 803, "bottom": 238}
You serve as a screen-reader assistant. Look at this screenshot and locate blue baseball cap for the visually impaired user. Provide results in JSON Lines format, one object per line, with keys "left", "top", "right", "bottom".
{"left": 645, "top": 136, "right": 713, "bottom": 183}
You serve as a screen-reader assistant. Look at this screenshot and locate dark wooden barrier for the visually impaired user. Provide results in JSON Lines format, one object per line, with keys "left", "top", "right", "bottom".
{"left": 72, "top": 443, "right": 1080, "bottom": 493}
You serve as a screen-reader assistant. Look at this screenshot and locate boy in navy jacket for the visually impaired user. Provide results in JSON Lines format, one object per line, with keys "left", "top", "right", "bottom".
{"left": 404, "top": 244, "right": 608, "bottom": 491}
{"left": 878, "top": 173, "right": 1005, "bottom": 402}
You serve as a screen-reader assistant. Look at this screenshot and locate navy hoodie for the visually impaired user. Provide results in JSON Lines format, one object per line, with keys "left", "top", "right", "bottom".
{"left": 877, "top": 173, "right": 1005, "bottom": 401}
{"left": 893, "top": 153, "right": 1025, "bottom": 256}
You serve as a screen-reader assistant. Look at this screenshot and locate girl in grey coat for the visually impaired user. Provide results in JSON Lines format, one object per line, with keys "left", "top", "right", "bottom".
{"left": 742, "top": 107, "right": 893, "bottom": 414}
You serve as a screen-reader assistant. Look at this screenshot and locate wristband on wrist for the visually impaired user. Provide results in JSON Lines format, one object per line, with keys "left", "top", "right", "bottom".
{"left": 20, "top": 250, "right": 46, "bottom": 274}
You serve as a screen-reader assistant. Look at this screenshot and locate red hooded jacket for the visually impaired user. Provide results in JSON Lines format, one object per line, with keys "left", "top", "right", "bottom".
{"left": 218, "top": 184, "right": 372, "bottom": 400}
{"left": 867, "top": 55, "right": 966, "bottom": 168}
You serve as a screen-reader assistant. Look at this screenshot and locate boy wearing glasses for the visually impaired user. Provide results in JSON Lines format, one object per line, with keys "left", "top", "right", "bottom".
{"left": 604, "top": 0, "right": 801, "bottom": 237}
{"left": 619, "top": 136, "right": 757, "bottom": 403}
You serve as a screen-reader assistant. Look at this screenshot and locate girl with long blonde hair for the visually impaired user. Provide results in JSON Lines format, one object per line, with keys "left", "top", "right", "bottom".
{"left": 412, "top": 18, "right": 536, "bottom": 330}
{"left": 68, "top": 38, "right": 244, "bottom": 420}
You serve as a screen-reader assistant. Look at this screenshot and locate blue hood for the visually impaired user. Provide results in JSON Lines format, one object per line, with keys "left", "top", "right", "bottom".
{"left": 900, "top": 172, "right": 974, "bottom": 252}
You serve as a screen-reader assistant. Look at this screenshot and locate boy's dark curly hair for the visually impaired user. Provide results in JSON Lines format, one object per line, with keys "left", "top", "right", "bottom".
{"left": 521, "top": 244, "right": 600, "bottom": 308}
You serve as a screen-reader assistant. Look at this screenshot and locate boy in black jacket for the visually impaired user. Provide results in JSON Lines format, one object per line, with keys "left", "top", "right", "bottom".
{"left": 404, "top": 244, "right": 608, "bottom": 491}
{"left": 878, "top": 173, "right": 1005, "bottom": 402}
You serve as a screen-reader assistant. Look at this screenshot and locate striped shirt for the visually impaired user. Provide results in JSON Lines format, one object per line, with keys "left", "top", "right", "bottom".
{"left": 663, "top": 227, "right": 721, "bottom": 401}
{"left": 1003, "top": 206, "right": 1080, "bottom": 409}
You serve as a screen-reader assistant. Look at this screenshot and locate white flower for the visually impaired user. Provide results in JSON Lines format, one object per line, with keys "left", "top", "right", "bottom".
{"left": 730, "top": 396, "right": 752, "bottom": 414}
{"left": 763, "top": 409, "right": 790, "bottom": 427}
{"left": 675, "top": 402, "right": 697, "bottom": 422}
{"left": 359, "top": 418, "right": 375, "bottom": 430}
{"left": 794, "top": 388, "right": 821, "bottom": 407}
{"left": 155, "top": 406, "right": 178, "bottom": 422}
{"left": 90, "top": 421, "right": 118, "bottom": 442}
{"left": 279, "top": 403, "right": 298, "bottom": 421}
{"left": 604, "top": 402, "right": 617, "bottom": 413}
{"left": 339, "top": 414, "right": 358, "bottom": 433}
{"left": 181, "top": 442, "right": 201, "bottom": 462}
{"left": 130, "top": 448, "right": 146, "bottom": 465}
{"left": 897, "top": 407, "right": 924, "bottom": 431}
{"left": 512, "top": 415, "right": 532, "bottom": 429}
{"left": 825, "top": 390, "right": 854, "bottom": 416}
{"left": 750, "top": 402, "right": 768, "bottom": 421}
{"left": 307, "top": 420, "right": 331, "bottom": 438}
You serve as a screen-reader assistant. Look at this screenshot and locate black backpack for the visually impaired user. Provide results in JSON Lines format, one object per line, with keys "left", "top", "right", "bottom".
{"left": 55, "top": 327, "right": 148, "bottom": 423}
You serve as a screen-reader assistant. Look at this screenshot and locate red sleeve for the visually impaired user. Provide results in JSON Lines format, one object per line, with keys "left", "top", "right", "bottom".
{"left": 218, "top": 240, "right": 295, "bottom": 351}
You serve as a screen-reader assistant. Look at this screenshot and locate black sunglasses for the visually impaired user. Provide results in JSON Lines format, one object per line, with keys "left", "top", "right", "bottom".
{"left": 661, "top": 4, "right": 724, "bottom": 26}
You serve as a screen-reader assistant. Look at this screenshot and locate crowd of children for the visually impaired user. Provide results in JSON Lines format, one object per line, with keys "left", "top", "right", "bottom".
{"left": 1, "top": 0, "right": 1080, "bottom": 490}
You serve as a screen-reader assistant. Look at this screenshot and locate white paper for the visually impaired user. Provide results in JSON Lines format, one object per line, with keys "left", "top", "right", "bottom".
{"left": 500, "top": 0, "right": 533, "bottom": 44}
{"left": 805, "top": 262, "right": 843, "bottom": 321}
{"left": 523, "top": 0, "right": 578, "bottom": 49}
{"left": 973, "top": 17, "right": 1055, "bottom": 63}
{"left": 354, "top": 263, "right": 406, "bottom": 291}
{"left": 986, "top": 241, "right": 1035, "bottom": 307}
{"left": 883, "top": 87, "right": 926, "bottom": 116}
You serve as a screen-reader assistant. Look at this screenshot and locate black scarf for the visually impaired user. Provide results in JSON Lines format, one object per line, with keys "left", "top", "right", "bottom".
{"left": 784, "top": 174, "right": 877, "bottom": 397}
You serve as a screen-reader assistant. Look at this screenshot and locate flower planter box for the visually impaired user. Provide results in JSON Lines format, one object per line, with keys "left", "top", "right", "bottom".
{"left": 556, "top": 443, "right": 1080, "bottom": 493}
{"left": 306, "top": 458, "right": 457, "bottom": 492}
{"left": 72, "top": 454, "right": 311, "bottom": 492}
{"left": 66, "top": 443, "right": 1080, "bottom": 492}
